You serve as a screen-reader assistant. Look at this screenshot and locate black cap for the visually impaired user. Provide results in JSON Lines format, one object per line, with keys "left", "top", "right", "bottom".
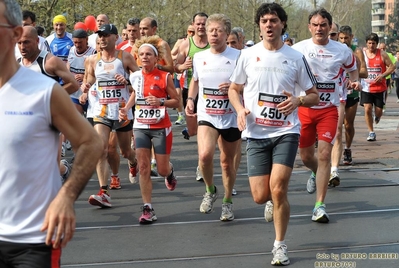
{"left": 72, "top": 29, "right": 88, "bottom": 38}
{"left": 96, "top": 24, "right": 118, "bottom": 35}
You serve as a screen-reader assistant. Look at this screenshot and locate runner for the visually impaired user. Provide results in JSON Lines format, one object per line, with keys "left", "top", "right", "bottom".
{"left": 361, "top": 33, "right": 394, "bottom": 141}
{"left": 292, "top": 8, "right": 361, "bottom": 223}
{"left": 329, "top": 25, "right": 369, "bottom": 185}
{"left": 120, "top": 35, "right": 179, "bottom": 223}
{"left": 81, "top": 24, "right": 139, "bottom": 207}
{"left": 229, "top": 3, "right": 318, "bottom": 265}
{"left": 67, "top": 29, "right": 96, "bottom": 114}
{"left": 0, "top": 1, "right": 101, "bottom": 266}
{"left": 175, "top": 12, "right": 210, "bottom": 140}
{"left": 17, "top": 25, "right": 80, "bottom": 183}
{"left": 185, "top": 13, "right": 241, "bottom": 221}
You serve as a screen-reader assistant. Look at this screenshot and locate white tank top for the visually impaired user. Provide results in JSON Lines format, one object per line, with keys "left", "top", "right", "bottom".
{"left": 0, "top": 67, "right": 60, "bottom": 243}
{"left": 17, "top": 50, "right": 59, "bottom": 81}
{"left": 94, "top": 51, "right": 132, "bottom": 120}
{"left": 68, "top": 46, "right": 96, "bottom": 99}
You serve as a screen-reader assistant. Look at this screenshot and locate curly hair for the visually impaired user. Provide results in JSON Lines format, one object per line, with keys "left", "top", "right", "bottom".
{"left": 135, "top": 35, "right": 165, "bottom": 61}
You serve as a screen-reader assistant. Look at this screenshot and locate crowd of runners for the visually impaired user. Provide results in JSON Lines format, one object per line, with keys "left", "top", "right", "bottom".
{"left": 1, "top": 0, "right": 398, "bottom": 266}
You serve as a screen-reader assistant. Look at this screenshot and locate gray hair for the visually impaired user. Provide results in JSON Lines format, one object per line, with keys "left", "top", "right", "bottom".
{"left": 2, "top": 0, "right": 22, "bottom": 26}
{"left": 206, "top": 13, "right": 231, "bottom": 35}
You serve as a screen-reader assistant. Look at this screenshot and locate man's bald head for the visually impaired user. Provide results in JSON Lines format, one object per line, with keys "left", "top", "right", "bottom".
{"left": 22, "top": 25, "right": 38, "bottom": 38}
{"left": 18, "top": 26, "right": 40, "bottom": 60}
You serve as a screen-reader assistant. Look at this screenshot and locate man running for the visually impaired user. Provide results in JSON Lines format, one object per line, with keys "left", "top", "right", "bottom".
{"left": 82, "top": 24, "right": 139, "bottom": 207}
{"left": 361, "top": 33, "right": 394, "bottom": 141}
{"left": 292, "top": 8, "right": 361, "bottom": 223}
{"left": 229, "top": 3, "right": 318, "bottom": 265}
{"left": 0, "top": 1, "right": 102, "bottom": 266}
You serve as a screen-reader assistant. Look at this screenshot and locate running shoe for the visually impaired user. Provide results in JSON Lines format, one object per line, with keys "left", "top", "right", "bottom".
{"left": 128, "top": 161, "right": 139, "bottom": 184}
{"left": 220, "top": 203, "right": 234, "bottom": 221}
{"left": 264, "top": 200, "right": 274, "bottom": 222}
{"left": 374, "top": 116, "right": 380, "bottom": 124}
{"left": 139, "top": 205, "right": 157, "bottom": 224}
{"left": 367, "top": 132, "right": 376, "bottom": 141}
{"left": 175, "top": 115, "right": 186, "bottom": 125}
{"left": 196, "top": 166, "right": 204, "bottom": 182}
{"left": 343, "top": 148, "right": 352, "bottom": 165}
{"left": 306, "top": 173, "right": 316, "bottom": 194}
{"left": 165, "top": 164, "right": 177, "bottom": 191}
{"left": 200, "top": 187, "right": 218, "bottom": 213}
{"left": 150, "top": 162, "right": 159, "bottom": 177}
{"left": 110, "top": 175, "right": 121, "bottom": 190}
{"left": 328, "top": 171, "right": 340, "bottom": 187}
{"left": 312, "top": 204, "right": 329, "bottom": 223}
{"left": 232, "top": 188, "right": 237, "bottom": 196}
{"left": 182, "top": 127, "right": 190, "bottom": 140}
{"left": 271, "top": 244, "right": 290, "bottom": 266}
{"left": 60, "top": 159, "right": 71, "bottom": 184}
{"left": 88, "top": 190, "right": 112, "bottom": 208}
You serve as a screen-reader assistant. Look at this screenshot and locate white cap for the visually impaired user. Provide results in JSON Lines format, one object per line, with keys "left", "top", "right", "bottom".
{"left": 246, "top": 40, "right": 254, "bottom": 46}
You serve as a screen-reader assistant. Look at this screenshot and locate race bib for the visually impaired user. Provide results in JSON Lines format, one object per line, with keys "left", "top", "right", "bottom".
{"left": 254, "top": 93, "right": 293, "bottom": 127}
{"left": 203, "top": 87, "right": 232, "bottom": 115}
{"left": 316, "top": 82, "right": 335, "bottom": 107}
{"left": 97, "top": 80, "right": 124, "bottom": 105}
{"left": 135, "top": 98, "right": 166, "bottom": 124}
{"left": 365, "top": 67, "right": 382, "bottom": 84}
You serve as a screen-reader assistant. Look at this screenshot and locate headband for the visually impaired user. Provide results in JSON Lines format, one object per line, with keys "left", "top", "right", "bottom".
{"left": 138, "top": 43, "right": 158, "bottom": 56}
{"left": 53, "top": 15, "right": 67, "bottom": 25}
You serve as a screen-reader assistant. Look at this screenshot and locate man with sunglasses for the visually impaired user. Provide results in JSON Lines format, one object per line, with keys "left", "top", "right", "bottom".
{"left": 82, "top": 24, "right": 140, "bottom": 208}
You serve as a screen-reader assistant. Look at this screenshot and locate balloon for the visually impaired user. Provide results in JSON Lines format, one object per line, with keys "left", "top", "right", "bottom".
{"left": 84, "top": 15, "right": 97, "bottom": 31}
{"left": 74, "top": 22, "right": 87, "bottom": 31}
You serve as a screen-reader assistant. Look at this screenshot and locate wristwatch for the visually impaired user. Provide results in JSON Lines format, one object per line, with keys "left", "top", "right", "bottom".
{"left": 160, "top": 98, "right": 165, "bottom": 106}
{"left": 298, "top": 96, "right": 305, "bottom": 106}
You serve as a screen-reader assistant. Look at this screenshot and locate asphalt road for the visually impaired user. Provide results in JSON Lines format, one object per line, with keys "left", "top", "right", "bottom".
{"left": 61, "top": 93, "right": 399, "bottom": 267}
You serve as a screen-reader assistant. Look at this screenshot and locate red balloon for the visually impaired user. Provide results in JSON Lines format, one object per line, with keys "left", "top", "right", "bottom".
{"left": 74, "top": 22, "right": 87, "bottom": 31}
{"left": 84, "top": 15, "right": 97, "bottom": 31}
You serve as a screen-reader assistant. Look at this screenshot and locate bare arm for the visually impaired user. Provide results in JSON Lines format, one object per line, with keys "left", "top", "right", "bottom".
{"left": 158, "top": 40, "right": 174, "bottom": 74}
{"left": 123, "top": 51, "right": 140, "bottom": 73}
{"left": 82, "top": 56, "right": 96, "bottom": 93}
{"left": 41, "top": 83, "right": 102, "bottom": 249}
{"left": 46, "top": 55, "right": 79, "bottom": 94}
{"left": 355, "top": 48, "right": 368, "bottom": 79}
{"left": 185, "top": 77, "right": 199, "bottom": 117}
{"left": 228, "top": 82, "right": 248, "bottom": 131}
{"left": 382, "top": 51, "right": 395, "bottom": 76}
{"left": 174, "top": 39, "right": 192, "bottom": 73}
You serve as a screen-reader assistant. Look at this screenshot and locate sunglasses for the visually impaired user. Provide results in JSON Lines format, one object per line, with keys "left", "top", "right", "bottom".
{"left": 329, "top": 32, "right": 337, "bottom": 37}
{"left": 187, "top": 30, "right": 195, "bottom": 34}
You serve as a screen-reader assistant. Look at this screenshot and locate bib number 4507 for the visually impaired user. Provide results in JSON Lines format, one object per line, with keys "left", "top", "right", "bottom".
{"left": 260, "top": 107, "right": 287, "bottom": 120}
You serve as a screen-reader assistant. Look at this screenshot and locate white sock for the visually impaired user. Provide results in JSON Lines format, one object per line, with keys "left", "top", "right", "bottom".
{"left": 144, "top": 203, "right": 152, "bottom": 209}
{"left": 331, "top": 166, "right": 338, "bottom": 173}
{"left": 274, "top": 240, "right": 285, "bottom": 248}
{"left": 151, "top": 159, "right": 156, "bottom": 164}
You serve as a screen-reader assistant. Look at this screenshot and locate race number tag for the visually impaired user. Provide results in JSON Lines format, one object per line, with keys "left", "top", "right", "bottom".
{"left": 255, "top": 93, "right": 293, "bottom": 127}
{"left": 365, "top": 67, "right": 382, "bottom": 84}
{"left": 203, "top": 87, "right": 232, "bottom": 115}
{"left": 135, "top": 98, "right": 166, "bottom": 124}
{"left": 97, "top": 80, "right": 124, "bottom": 105}
{"left": 316, "top": 82, "right": 335, "bottom": 107}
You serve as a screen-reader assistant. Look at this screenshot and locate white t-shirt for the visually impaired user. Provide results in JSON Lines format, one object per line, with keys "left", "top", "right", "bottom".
{"left": 192, "top": 46, "right": 240, "bottom": 129}
{"left": 292, "top": 38, "right": 356, "bottom": 108}
{"left": 230, "top": 43, "right": 316, "bottom": 139}
{"left": 0, "top": 67, "right": 60, "bottom": 243}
